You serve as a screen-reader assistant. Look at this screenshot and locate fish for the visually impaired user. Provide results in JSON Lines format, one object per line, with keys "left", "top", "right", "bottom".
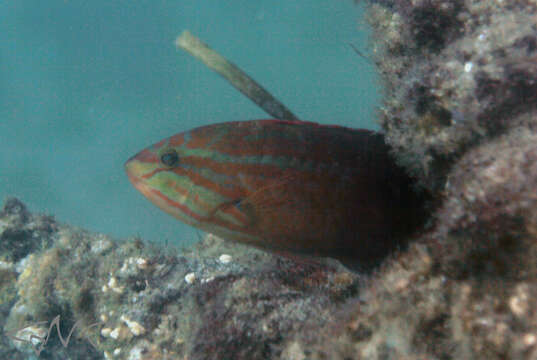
{"left": 125, "top": 119, "right": 426, "bottom": 270}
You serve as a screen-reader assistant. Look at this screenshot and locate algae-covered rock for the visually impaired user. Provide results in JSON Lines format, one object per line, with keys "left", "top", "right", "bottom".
{"left": 0, "top": 199, "right": 358, "bottom": 360}
{"left": 282, "top": 0, "right": 537, "bottom": 359}
{"left": 366, "top": 0, "right": 537, "bottom": 192}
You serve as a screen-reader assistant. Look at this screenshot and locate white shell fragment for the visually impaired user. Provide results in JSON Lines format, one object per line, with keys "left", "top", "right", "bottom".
{"left": 218, "top": 254, "right": 232, "bottom": 264}
{"left": 121, "top": 315, "right": 146, "bottom": 336}
{"left": 184, "top": 272, "right": 196, "bottom": 284}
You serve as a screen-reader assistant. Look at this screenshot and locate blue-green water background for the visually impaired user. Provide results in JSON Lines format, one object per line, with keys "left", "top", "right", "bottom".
{"left": 1, "top": 0, "right": 379, "bottom": 247}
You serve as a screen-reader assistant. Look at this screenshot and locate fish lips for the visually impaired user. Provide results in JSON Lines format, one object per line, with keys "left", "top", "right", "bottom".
{"left": 124, "top": 156, "right": 152, "bottom": 198}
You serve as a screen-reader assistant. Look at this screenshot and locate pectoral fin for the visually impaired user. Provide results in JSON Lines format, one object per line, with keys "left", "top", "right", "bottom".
{"left": 239, "top": 174, "right": 300, "bottom": 218}
{"left": 201, "top": 173, "right": 304, "bottom": 235}
{"left": 199, "top": 198, "right": 253, "bottom": 228}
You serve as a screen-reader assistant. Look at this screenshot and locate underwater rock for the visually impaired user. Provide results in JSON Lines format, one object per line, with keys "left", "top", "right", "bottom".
{"left": 274, "top": 125, "right": 537, "bottom": 359}
{"left": 0, "top": 199, "right": 358, "bottom": 360}
{"left": 283, "top": 0, "right": 537, "bottom": 359}
{"left": 366, "top": 0, "right": 537, "bottom": 192}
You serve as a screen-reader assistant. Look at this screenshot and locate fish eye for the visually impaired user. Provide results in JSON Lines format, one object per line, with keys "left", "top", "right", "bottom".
{"left": 160, "top": 149, "right": 179, "bottom": 167}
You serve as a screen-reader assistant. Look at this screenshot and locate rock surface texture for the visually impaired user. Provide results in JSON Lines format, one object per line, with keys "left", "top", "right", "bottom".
{"left": 0, "top": 199, "right": 357, "bottom": 360}
{"left": 1, "top": 0, "right": 536, "bottom": 359}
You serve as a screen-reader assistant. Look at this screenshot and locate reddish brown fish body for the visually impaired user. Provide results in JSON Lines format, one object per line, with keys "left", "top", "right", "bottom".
{"left": 125, "top": 120, "right": 425, "bottom": 269}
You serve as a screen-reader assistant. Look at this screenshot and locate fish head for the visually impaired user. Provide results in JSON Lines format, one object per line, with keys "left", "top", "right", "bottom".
{"left": 125, "top": 126, "right": 248, "bottom": 235}
{"left": 125, "top": 131, "right": 207, "bottom": 227}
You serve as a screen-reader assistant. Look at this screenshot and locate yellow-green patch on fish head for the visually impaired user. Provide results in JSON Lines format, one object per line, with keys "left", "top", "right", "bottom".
{"left": 125, "top": 123, "right": 261, "bottom": 245}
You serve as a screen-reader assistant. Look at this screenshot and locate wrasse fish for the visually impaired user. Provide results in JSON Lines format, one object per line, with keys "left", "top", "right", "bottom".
{"left": 125, "top": 119, "right": 425, "bottom": 270}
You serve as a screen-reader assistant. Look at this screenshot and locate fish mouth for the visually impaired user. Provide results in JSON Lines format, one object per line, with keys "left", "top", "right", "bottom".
{"left": 126, "top": 169, "right": 141, "bottom": 187}
{"left": 124, "top": 158, "right": 138, "bottom": 182}
{"left": 125, "top": 159, "right": 151, "bottom": 197}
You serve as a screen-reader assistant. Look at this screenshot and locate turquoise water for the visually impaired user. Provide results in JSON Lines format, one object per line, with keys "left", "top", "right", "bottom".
{"left": 0, "top": 0, "right": 379, "bottom": 247}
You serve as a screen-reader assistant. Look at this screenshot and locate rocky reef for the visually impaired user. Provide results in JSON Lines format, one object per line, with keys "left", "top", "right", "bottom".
{"left": 0, "top": 198, "right": 357, "bottom": 360}
{"left": 1, "top": 0, "right": 536, "bottom": 359}
{"left": 368, "top": 0, "right": 537, "bottom": 193}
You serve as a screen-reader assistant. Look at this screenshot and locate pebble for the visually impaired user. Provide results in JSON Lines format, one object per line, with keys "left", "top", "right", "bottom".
{"left": 219, "top": 254, "right": 232, "bottom": 264}
{"left": 184, "top": 272, "right": 196, "bottom": 284}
